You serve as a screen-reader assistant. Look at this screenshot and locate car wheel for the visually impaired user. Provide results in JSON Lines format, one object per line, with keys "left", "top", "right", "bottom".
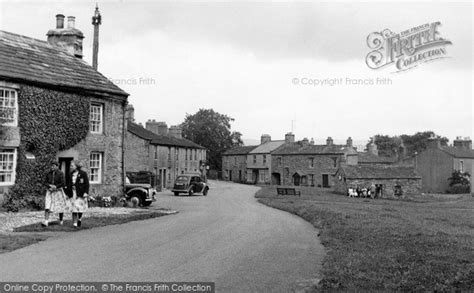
{"left": 203, "top": 188, "right": 208, "bottom": 196}
{"left": 174, "top": 192, "right": 179, "bottom": 196}
{"left": 189, "top": 189, "right": 194, "bottom": 196}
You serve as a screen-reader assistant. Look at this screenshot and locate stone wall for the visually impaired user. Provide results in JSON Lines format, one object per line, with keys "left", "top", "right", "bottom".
{"left": 416, "top": 148, "right": 453, "bottom": 193}
{"left": 124, "top": 132, "right": 150, "bottom": 172}
{"left": 334, "top": 176, "right": 421, "bottom": 198}
{"left": 222, "top": 154, "right": 249, "bottom": 183}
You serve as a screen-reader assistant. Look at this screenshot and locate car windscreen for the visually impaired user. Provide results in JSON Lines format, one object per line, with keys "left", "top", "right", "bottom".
{"left": 175, "top": 176, "right": 188, "bottom": 182}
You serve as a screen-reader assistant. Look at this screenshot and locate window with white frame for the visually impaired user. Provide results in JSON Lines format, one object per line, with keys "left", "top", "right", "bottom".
{"left": 263, "top": 155, "right": 267, "bottom": 165}
{"left": 0, "top": 149, "right": 16, "bottom": 185}
{"left": 89, "top": 104, "right": 103, "bottom": 133}
{"left": 0, "top": 88, "right": 17, "bottom": 126}
{"left": 89, "top": 152, "right": 103, "bottom": 183}
{"left": 460, "top": 160, "right": 464, "bottom": 173}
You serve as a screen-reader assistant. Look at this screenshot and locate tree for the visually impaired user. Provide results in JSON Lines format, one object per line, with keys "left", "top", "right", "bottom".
{"left": 181, "top": 109, "right": 243, "bottom": 171}
{"left": 368, "top": 135, "right": 401, "bottom": 157}
{"left": 400, "top": 131, "right": 449, "bottom": 156}
{"left": 448, "top": 170, "right": 471, "bottom": 187}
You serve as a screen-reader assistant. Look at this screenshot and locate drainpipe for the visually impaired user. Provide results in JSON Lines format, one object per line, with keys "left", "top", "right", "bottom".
{"left": 122, "top": 100, "right": 127, "bottom": 195}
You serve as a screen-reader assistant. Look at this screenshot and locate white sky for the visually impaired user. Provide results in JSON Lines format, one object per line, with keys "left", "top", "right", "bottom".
{"left": 0, "top": 0, "right": 472, "bottom": 146}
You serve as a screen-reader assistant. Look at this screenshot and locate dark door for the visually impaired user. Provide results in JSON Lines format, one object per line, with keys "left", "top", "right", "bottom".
{"left": 322, "top": 174, "right": 329, "bottom": 187}
{"left": 293, "top": 173, "right": 300, "bottom": 186}
{"left": 272, "top": 173, "right": 281, "bottom": 185}
{"left": 229, "top": 170, "right": 232, "bottom": 181}
{"left": 58, "top": 157, "right": 73, "bottom": 190}
{"left": 239, "top": 170, "right": 242, "bottom": 182}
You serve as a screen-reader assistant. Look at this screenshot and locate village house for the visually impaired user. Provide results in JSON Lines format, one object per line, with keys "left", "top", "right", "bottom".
{"left": 271, "top": 136, "right": 356, "bottom": 187}
{"left": 246, "top": 134, "right": 286, "bottom": 184}
{"left": 222, "top": 145, "right": 258, "bottom": 183}
{"left": 124, "top": 109, "right": 207, "bottom": 190}
{"left": 412, "top": 136, "right": 474, "bottom": 193}
{"left": 0, "top": 14, "right": 128, "bottom": 202}
{"left": 334, "top": 165, "right": 422, "bottom": 198}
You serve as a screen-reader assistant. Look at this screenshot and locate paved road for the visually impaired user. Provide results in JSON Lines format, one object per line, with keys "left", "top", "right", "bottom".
{"left": 0, "top": 181, "right": 324, "bottom": 292}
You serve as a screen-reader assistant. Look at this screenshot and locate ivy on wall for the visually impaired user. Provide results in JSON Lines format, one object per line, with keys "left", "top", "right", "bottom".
{"left": 3, "top": 85, "right": 90, "bottom": 211}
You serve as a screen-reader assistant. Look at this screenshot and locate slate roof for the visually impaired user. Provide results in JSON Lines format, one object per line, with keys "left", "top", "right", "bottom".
{"left": 272, "top": 142, "right": 347, "bottom": 155}
{"left": 223, "top": 145, "right": 259, "bottom": 155}
{"left": 357, "top": 152, "right": 397, "bottom": 164}
{"left": 127, "top": 121, "right": 205, "bottom": 149}
{"left": 249, "top": 140, "right": 285, "bottom": 154}
{"left": 0, "top": 30, "right": 128, "bottom": 98}
{"left": 341, "top": 165, "right": 420, "bottom": 179}
{"left": 440, "top": 146, "right": 474, "bottom": 159}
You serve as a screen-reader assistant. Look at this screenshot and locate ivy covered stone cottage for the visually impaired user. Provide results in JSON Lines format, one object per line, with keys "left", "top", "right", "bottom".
{"left": 0, "top": 15, "right": 128, "bottom": 208}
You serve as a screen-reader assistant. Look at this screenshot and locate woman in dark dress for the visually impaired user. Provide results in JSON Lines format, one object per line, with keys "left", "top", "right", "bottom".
{"left": 42, "top": 161, "right": 69, "bottom": 227}
{"left": 66, "top": 161, "right": 89, "bottom": 227}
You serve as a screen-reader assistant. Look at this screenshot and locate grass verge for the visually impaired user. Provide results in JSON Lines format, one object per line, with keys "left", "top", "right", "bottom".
{"left": 256, "top": 186, "right": 474, "bottom": 291}
{"left": 0, "top": 210, "right": 174, "bottom": 254}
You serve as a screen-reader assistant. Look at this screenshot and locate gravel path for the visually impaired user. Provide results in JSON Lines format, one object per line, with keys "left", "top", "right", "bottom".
{"left": 0, "top": 207, "right": 150, "bottom": 232}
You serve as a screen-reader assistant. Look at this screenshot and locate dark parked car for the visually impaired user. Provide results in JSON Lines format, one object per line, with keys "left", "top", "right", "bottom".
{"left": 125, "top": 179, "right": 156, "bottom": 207}
{"left": 172, "top": 174, "right": 209, "bottom": 196}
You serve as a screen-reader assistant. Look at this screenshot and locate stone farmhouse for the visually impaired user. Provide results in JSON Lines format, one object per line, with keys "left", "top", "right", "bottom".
{"left": 222, "top": 145, "right": 258, "bottom": 183}
{"left": 0, "top": 15, "right": 128, "bottom": 201}
{"left": 412, "top": 136, "right": 474, "bottom": 193}
{"left": 246, "top": 134, "right": 286, "bottom": 184}
{"left": 124, "top": 111, "right": 207, "bottom": 190}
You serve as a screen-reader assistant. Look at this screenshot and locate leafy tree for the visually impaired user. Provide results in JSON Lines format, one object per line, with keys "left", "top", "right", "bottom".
{"left": 181, "top": 109, "right": 243, "bottom": 171}
{"left": 368, "top": 135, "right": 401, "bottom": 157}
{"left": 400, "top": 131, "right": 449, "bottom": 156}
{"left": 448, "top": 170, "right": 471, "bottom": 187}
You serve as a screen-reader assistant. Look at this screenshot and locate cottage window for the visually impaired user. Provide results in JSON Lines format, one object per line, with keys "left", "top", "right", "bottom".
{"left": 460, "top": 160, "right": 464, "bottom": 173}
{"left": 234, "top": 156, "right": 237, "bottom": 165}
{"left": 277, "top": 157, "right": 282, "bottom": 167}
{"left": 89, "top": 152, "right": 103, "bottom": 183}
{"left": 332, "top": 157, "right": 338, "bottom": 168}
{"left": 175, "top": 148, "right": 179, "bottom": 161}
{"left": 263, "top": 155, "right": 267, "bottom": 164}
{"left": 168, "top": 147, "right": 171, "bottom": 160}
{"left": 154, "top": 146, "right": 158, "bottom": 160}
{"left": 0, "top": 149, "right": 16, "bottom": 185}
{"left": 0, "top": 88, "right": 17, "bottom": 126}
{"left": 309, "top": 157, "right": 314, "bottom": 168}
{"left": 194, "top": 150, "right": 197, "bottom": 160}
{"left": 259, "top": 170, "right": 266, "bottom": 182}
{"left": 253, "top": 155, "right": 257, "bottom": 164}
{"left": 89, "top": 104, "right": 103, "bottom": 134}
{"left": 309, "top": 174, "right": 315, "bottom": 186}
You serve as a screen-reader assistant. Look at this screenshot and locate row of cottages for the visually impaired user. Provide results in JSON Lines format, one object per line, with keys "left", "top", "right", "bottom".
{"left": 222, "top": 133, "right": 422, "bottom": 198}
{"left": 0, "top": 17, "right": 129, "bottom": 201}
{"left": 124, "top": 110, "right": 207, "bottom": 190}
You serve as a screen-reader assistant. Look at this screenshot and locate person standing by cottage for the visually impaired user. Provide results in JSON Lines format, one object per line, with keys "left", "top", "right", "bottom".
{"left": 42, "top": 161, "right": 68, "bottom": 227}
{"left": 66, "top": 161, "right": 89, "bottom": 227}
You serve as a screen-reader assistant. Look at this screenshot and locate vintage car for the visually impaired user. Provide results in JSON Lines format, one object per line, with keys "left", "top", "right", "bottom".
{"left": 125, "top": 177, "right": 156, "bottom": 207}
{"left": 172, "top": 174, "right": 209, "bottom": 196}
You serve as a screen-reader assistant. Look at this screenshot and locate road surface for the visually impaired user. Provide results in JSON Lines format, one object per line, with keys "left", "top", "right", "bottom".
{"left": 0, "top": 180, "right": 324, "bottom": 292}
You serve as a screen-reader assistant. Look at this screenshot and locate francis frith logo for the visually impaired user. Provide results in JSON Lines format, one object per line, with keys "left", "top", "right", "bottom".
{"left": 366, "top": 22, "right": 452, "bottom": 72}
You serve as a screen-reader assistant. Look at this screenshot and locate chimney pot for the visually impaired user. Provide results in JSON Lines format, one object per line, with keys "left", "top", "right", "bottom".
{"left": 261, "top": 134, "right": 271, "bottom": 144}
{"left": 326, "top": 137, "right": 334, "bottom": 146}
{"left": 67, "top": 16, "right": 75, "bottom": 29}
{"left": 56, "top": 14, "right": 65, "bottom": 29}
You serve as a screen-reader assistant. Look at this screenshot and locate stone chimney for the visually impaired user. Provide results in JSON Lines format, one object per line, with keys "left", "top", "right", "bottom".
{"left": 426, "top": 135, "right": 441, "bottom": 149}
{"left": 169, "top": 126, "right": 183, "bottom": 139}
{"left": 301, "top": 137, "right": 309, "bottom": 146}
{"left": 91, "top": 4, "right": 102, "bottom": 70}
{"left": 125, "top": 104, "right": 135, "bottom": 122}
{"left": 346, "top": 137, "right": 353, "bottom": 147}
{"left": 326, "top": 137, "right": 333, "bottom": 146}
{"left": 453, "top": 136, "right": 472, "bottom": 150}
{"left": 47, "top": 14, "right": 84, "bottom": 58}
{"left": 285, "top": 132, "right": 295, "bottom": 143}
{"left": 157, "top": 122, "right": 168, "bottom": 136}
{"left": 261, "top": 134, "right": 271, "bottom": 144}
{"left": 145, "top": 119, "right": 160, "bottom": 134}
{"left": 368, "top": 140, "right": 379, "bottom": 155}
{"left": 310, "top": 138, "right": 315, "bottom": 145}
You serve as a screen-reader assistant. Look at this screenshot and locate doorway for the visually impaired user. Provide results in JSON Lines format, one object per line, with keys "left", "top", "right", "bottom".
{"left": 58, "top": 157, "right": 73, "bottom": 189}
{"left": 271, "top": 173, "right": 281, "bottom": 185}
{"left": 322, "top": 174, "right": 329, "bottom": 188}
{"left": 293, "top": 173, "right": 301, "bottom": 186}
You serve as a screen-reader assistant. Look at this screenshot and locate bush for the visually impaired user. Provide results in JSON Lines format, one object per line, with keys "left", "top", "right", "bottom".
{"left": 447, "top": 184, "right": 471, "bottom": 194}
